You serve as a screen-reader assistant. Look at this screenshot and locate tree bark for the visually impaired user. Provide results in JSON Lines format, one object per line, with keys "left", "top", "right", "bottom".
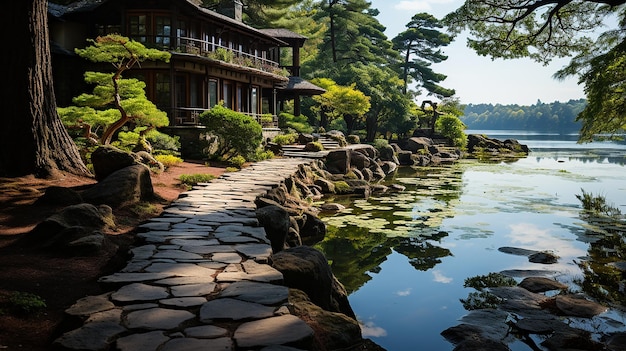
{"left": 0, "top": 0, "right": 90, "bottom": 177}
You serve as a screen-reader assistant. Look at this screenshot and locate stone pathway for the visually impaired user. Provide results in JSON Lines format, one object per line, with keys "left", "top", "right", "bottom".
{"left": 54, "top": 158, "right": 316, "bottom": 351}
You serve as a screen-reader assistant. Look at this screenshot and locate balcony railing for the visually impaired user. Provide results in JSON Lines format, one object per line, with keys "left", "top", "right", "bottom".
{"left": 172, "top": 107, "right": 278, "bottom": 128}
{"left": 176, "top": 37, "right": 286, "bottom": 77}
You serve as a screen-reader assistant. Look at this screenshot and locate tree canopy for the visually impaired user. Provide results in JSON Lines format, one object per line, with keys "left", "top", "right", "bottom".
{"left": 392, "top": 13, "right": 455, "bottom": 97}
{"left": 445, "top": 0, "right": 626, "bottom": 140}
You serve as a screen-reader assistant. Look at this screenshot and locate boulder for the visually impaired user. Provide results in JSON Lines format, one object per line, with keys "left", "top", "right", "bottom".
{"left": 377, "top": 144, "right": 396, "bottom": 162}
{"left": 380, "top": 161, "right": 397, "bottom": 175}
{"left": 18, "top": 203, "right": 115, "bottom": 255}
{"left": 289, "top": 289, "right": 362, "bottom": 350}
{"left": 405, "top": 137, "right": 433, "bottom": 153}
{"left": 314, "top": 178, "right": 336, "bottom": 194}
{"left": 528, "top": 251, "right": 559, "bottom": 264}
{"left": 299, "top": 211, "right": 326, "bottom": 244}
{"left": 298, "top": 133, "right": 315, "bottom": 144}
{"left": 349, "top": 151, "right": 371, "bottom": 170}
{"left": 256, "top": 205, "right": 291, "bottom": 253}
{"left": 270, "top": 246, "right": 353, "bottom": 318}
{"left": 82, "top": 164, "right": 154, "bottom": 208}
{"left": 397, "top": 150, "right": 413, "bottom": 165}
{"left": 91, "top": 145, "right": 141, "bottom": 181}
{"left": 35, "top": 186, "right": 83, "bottom": 206}
{"left": 554, "top": 295, "right": 608, "bottom": 318}
{"left": 325, "top": 149, "right": 350, "bottom": 174}
{"left": 518, "top": 277, "right": 567, "bottom": 293}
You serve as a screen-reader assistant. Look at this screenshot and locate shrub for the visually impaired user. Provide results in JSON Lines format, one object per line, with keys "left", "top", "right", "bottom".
{"left": 9, "top": 292, "right": 46, "bottom": 315}
{"left": 347, "top": 134, "right": 360, "bottom": 144}
{"left": 251, "top": 148, "right": 274, "bottom": 161}
{"left": 225, "top": 167, "right": 238, "bottom": 172}
{"left": 436, "top": 114, "right": 467, "bottom": 148}
{"left": 273, "top": 133, "right": 298, "bottom": 146}
{"left": 199, "top": 104, "right": 263, "bottom": 160}
{"left": 178, "top": 173, "right": 216, "bottom": 189}
{"left": 154, "top": 154, "right": 183, "bottom": 168}
{"left": 229, "top": 155, "right": 246, "bottom": 168}
{"left": 371, "top": 138, "right": 389, "bottom": 151}
{"left": 576, "top": 189, "right": 622, "bottom": 217}
{"left": 279, "top": 112, "right": 314, "bottom": 133}
{"left": 304, "top": 141, "right": 324, "bottom": 152}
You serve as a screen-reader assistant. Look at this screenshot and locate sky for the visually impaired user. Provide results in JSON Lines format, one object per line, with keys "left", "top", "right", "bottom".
{"left": 369, "top": 0, "right": 588, "bottom": 105}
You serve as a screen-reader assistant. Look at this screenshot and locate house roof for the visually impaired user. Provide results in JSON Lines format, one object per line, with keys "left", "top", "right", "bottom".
{"left": 276, "top": 76, "right": 326, "bottom": 97}
{"left": 258, "top": 29, "right": 307, "bottom": 47}
{"left": 52, "top": 0, "right": 289, "bottom": 46}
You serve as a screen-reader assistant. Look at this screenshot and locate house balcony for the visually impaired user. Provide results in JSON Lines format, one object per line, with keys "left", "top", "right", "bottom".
{"left": 171, "top": 107, "right": 278, "bottom": 128}
{"left": 172, "top": 37, "right": 286, "bottom": 77}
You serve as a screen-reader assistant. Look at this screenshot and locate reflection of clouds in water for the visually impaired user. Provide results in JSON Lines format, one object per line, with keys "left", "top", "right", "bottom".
{"left": 396, "top": 288, "right": 412, "bottom": 296}
{"left": 432, "top": 270, "right": 452, "bottom": 283}
{"left": 359, "top": 319, "right": 388, "bottom": 338}
{"left": 507, "top": 222, "right": 586, "bottom": 258}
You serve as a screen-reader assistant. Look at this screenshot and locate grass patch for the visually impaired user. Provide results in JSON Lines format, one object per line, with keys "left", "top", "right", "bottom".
{"left": 178, "top": 173, "right": 216, "bottom": 189}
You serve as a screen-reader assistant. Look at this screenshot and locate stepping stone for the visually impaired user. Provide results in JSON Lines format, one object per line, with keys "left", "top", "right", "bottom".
{"left": 235, "top": 243, "right": 273, "bottom": 261}
{"left": 125, "top": 308, "right": 195, "bottom": 330}
{"left": 54, "top": 322, "right": 127, "bottom": 351}
{"left": 211, "top": 252, "right": 243, "bottom": 264}
{"left": 99, "top": 272, "right": 174, "bottom": 284}
{"left": 160, "top": 297, "right": 207, "bottom": 307}
{"left": 153, "top": 250, "right": 203, "bottom": 260}
{"left": 555, "top": 295, "right": 608, "bottom": 318}
{"left": 65, "top": 293, "right": 114, "bottom": 317}
{"left": 220, "top": 281, "right": 288, "bottom": 305}
{"left": 112, "top": 283, "right": 169, "bottom": 303}
{"left": 145, "top": 262, "right": 216, "bottom": 277}
{"left": 183, "top": 245, "right": 235, "bottom": 255}
{"left": 139, "top": 222, "right": 171, "bottom": 231}
{"left": 116, "top": 331, "right": 169, "bottom": 351}
{"left": 170, "top": 239, "right": 220, "bottom": 246}
{"left": 159, "top": 337, "right": 232, "bottom": 351}
{"left": 518, "top": 277, "right": 567, "bottom": 293}
{"left": 234, "top": 315, "right": 314, "bottom": 348}
{"left": 199, "top": 298, "right": 275, "bottom": 321}
{"left": 131, "top": 245, "right": 157, "bottom": 259}
{"left": 155, "top": 276, "right": 215, "bottom": 286}
{"left": 184, "top": 325, "right": 228, "bottom": 338}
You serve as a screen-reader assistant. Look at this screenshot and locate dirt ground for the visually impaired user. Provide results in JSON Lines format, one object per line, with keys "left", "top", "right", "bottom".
{"left": 0, "top": 161, "right": 226, "bottom": 350}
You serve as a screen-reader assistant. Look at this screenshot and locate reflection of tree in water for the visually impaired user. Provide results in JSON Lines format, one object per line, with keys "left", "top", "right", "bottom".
{"left": 575, "top": 215, "right": 626, "bottom": 306}
{"left": 390, "top": 232, "right": 452, "bottom": 271}
{"left": 316, "top": 225, "right": 391, "bottom": 294}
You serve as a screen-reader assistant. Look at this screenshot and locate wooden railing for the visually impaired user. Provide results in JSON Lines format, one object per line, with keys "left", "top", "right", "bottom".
{"left": 171, "top": 107, "right": 278, "bottom": 128}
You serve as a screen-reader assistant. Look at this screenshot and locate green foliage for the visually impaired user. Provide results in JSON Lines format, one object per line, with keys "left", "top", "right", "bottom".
{"left": 333, "top": 180, "right": 352, "bottom": 193}
{"left": 576, "top": 189, "right": 622, "bottom": 217}
{"left": 199, "top": 104, "right": 263, "bottom": 160}
{"left": 443, "top": 0, "right": 612, "bottom": 64}
{"left": 154, "top": 154, "right": 183, "bottom": 168}
{"left": 59, "top": 34, "right": 171, "bottom": 145}
{"left": 346, "top": 134, "right": 360, "bottom": 144}
{"left": 305, "top": 141, "right": 324, "bottom": 151}
{"left": 225, "top": 167, "right": 239, "bottom": 172}
{"left": 251, "top": 148, "right": 274, "bottom": 162}
{"left": 392, "top": 13, "right": 455, "bottom": 97}
{"left": 461, "top": 99, "right": 586, "bottom": 132}
{"left": 178, "top": 173, "right": 216, "bottom": 188}
{"left": 8, "top": 291, "right": 47, "bottom": 315}
{"left": 460, "top": 291, "right": 503, "bottom": 310}
{"left": 310, "top": 78, "right": 371, "bottom": 133}
{"left": 463, "top": 272, "right": 517, "bottom": 291}
{"left": 436, "top": 114, "right": 468, "bottom": 148}
{"left": 371, "top": 138, "right": 389, "bottom": 151}
{"left": 279, "top": 112, "right": 314, "bottom": 133}
{"left": 229, "top": 155, "right": 247, "bottom": 168}
{"left": 556, "top": 36, "right": 626, "bottom": 142}
{"left": 272, "top": 133, "right": 298, "bottom": 146}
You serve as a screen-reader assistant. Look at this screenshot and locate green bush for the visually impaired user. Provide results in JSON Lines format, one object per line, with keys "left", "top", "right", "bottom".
{"left": 347, "top": 134, "right": 360, "bottom": 144}
{"left": 576, "top": 189, "right": 622, "bottom": 217}
{"left": 229, "top": 155, "right": 246, "bottom": 168}
{"left": 371, "top": 138, "right": 389, "bottom": 151}
{"left": 436, "top": 114, "right": 467, "bottom": 148}
{"left": 9, "top": 292, "right": 46, "bottom": 315}
{"left": 273, "top": 133, "right": 298, "bottom": 146}
{"left": 154, "top": 154, "right": 183, "bottom": 168}
{"left": 304, "top": 141, "right": 324, "bottom": 152}
{"left": 251, "top": 148, "right": 274, "bottom": 161}
{"left": 279, "top": 112, "right": 313, "bottom": 133}
{"left": 199, "top": 104, "right": 263, "bottom": 160}
{"left": 178, "top": 173, "right": 216, "bottom": 189}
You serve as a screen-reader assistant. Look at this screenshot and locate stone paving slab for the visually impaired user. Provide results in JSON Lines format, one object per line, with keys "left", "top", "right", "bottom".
{"left": 54, "top": 158, "right": 316, "bottom": 351}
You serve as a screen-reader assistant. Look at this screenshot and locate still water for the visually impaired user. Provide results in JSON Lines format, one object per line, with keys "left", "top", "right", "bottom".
{"left": 315, "top": 130, "right": 626, "bottom": 351}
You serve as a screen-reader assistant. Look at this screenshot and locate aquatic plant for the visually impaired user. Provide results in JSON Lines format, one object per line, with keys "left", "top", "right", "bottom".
{"left": 576, "top": 189, "right": 622, "bottom": 217}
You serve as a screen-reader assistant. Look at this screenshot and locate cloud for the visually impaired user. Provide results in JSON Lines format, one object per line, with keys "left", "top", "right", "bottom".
{"left": 432, "top": 270, "right": 453, "bottom": 283}
{"left": 396, "top": 288, "right": 412, "bottom": 296}
{"left": 394, "top": 0, "right": 455, "bottom": 11}
{"left": 360, "top": 320, "right": 388, "bottom": 338}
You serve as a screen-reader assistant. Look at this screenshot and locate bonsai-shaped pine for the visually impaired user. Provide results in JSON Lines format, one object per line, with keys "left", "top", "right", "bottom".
{"left": 58, "top": 34, "right": 171, "bottom": 145}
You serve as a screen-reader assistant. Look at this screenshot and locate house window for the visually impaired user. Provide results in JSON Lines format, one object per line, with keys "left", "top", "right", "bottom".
{"left": 175, "top": 75, "right": 187, "bottom": 108}
{"left": 128, "top": 15, "right": 148, "bottom": 43}
{"left": 236, "top": 86, "right": 243, "bottom": 112}
{"left": 155, "top": 73, "right": 170, "bottom": 110}
{"left": 223, "top": 82, "right": 233, "bottom": 109}
{"left": 208, "top": 80, "right": 218, "bottom": 108}
{"left": 251, "top": 86, "right": 258, "bottom": 115}
{"left": 97, "top": 24, "right": 121, "bottom": 36}
{"left": 155, "top": 16, "right": 171, "bottom": 47}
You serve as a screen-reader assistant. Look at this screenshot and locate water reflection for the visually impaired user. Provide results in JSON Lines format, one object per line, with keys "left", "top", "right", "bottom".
{"left": 315, "top": 133, "right": 626, "bottom": 351}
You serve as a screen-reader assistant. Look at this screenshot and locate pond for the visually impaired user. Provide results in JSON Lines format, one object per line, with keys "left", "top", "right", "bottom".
{"left": 315, "top": 130, "right": 626, "bottom": 350}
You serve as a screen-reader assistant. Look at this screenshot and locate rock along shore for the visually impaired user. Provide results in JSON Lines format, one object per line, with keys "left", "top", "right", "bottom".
{"left": 53, "top": 157, "right": 375, "bottom": 351}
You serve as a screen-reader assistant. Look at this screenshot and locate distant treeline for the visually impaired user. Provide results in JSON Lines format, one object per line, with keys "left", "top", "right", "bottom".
{"left": 461, "top": 99, "right": 586, "bottom": 132}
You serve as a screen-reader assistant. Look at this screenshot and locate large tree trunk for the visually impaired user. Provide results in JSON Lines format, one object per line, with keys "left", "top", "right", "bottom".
{"left": 0, "top": 0, "right": 90, "bottom": 178}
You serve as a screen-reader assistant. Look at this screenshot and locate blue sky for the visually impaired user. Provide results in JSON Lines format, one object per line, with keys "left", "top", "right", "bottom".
{"left": 369, "top": 0, "right": 587, "bottom": 105}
